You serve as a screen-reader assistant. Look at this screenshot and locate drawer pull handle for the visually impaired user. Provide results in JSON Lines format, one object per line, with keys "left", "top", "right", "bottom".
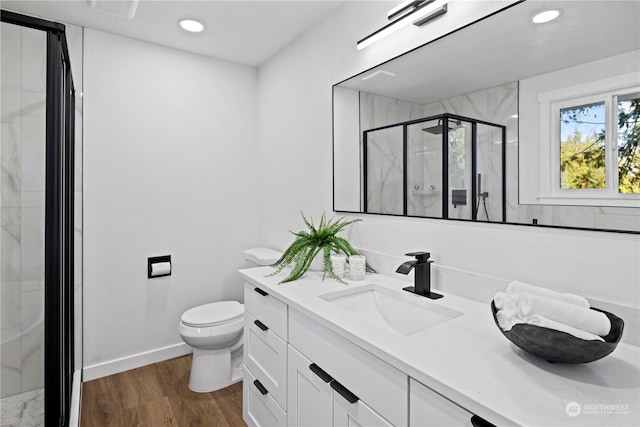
{"left": 309, "top": 363, "right": 333, "bottom": 383}
{"left": 470, "top": 415, "right": 495, "bottom": 427}
{"left": 254, "top": 287, "right": 269, "bottom": 296}
{"left": 253, "top": 379, "right": 268, "bottom": 395}
{"left": 254, "top": 319, "right": 269, "bottom": 331}
{"left": 330, "top": 380, "right": 358, "bottom": 404}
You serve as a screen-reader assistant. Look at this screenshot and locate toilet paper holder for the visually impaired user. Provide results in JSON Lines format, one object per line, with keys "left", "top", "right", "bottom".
{"left": 148, "top": 255, "right": 171, "bottom": 278}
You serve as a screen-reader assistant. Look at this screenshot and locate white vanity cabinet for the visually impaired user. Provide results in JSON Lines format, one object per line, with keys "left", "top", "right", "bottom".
{"left": 287, "top": 341, "right": 394, "bottom": 427}
{"left": 242, "top": 277, "right": 493, "bottom": 427}
{"left": 243, "top": 282, "right": 289, "bottom": 427}
{"left": 288, "top": 308, "right": 408, "bottom": 427}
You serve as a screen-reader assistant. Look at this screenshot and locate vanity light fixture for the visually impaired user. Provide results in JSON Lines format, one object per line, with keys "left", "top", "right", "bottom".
{"left": 179, "top": 18, "right": 204, "bottom": 33}
{"left": 357, "top": 0, "right": 448, "bottom": 50}
{"left": 532, "top": 10, "right": 560, "bottom": 24}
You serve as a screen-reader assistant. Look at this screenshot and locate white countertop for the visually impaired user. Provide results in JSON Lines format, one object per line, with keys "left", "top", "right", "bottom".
{"left": 239, "top": 266, "right": 640, "bottom": 427}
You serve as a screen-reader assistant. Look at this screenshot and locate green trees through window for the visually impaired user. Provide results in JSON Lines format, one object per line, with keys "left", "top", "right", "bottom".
{"left": 559, "top": 95, "right": 639, "bottom": 193}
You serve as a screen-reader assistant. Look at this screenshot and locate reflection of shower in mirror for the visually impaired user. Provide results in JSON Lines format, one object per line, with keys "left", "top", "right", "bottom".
{"left": 475, "top": 173, "right": 490, "bottom": 221}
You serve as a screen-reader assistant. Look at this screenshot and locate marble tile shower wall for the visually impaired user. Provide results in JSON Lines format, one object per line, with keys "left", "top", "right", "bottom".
{"left": 1, "top": 23, "right": 47, "bottom": 398}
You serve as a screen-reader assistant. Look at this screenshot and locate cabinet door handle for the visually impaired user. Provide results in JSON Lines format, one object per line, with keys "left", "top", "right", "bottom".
{"left": 309, "top": 363, "right": 333, "bottom": 383}
{"left": 470, "top": 415, "right": 495, "bottom": 427}
{"left": 330, "top": 380, "right": 359, "bottom": 404}
{"left": 254, "top": 287, "right": 269, "bottom": 296}
{"left": 254, "top": 319, "right": 269, "bottom": 331}
{"left": 253, "top": 379, "right": 268, "bottom": 395}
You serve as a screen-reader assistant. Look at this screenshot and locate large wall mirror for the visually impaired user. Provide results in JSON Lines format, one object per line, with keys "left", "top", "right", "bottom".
{"left": 333, "top": 0, "right": 640, "bottom": 233}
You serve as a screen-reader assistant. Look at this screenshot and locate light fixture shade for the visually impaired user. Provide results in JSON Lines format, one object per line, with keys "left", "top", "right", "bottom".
{"left": 86, "top": 0, "right": 138, "bottom": 19}
{"left": 179, "top": 19, "right": 205, "bottom": 33}
{"left": 357, "top": 0, "right": 448, "bottom": 50}
{"left": 413, "top": 3, "right": 447, "bottom": 26}
{"left": 387, "top": 0, "right": 432, "bottom": 21}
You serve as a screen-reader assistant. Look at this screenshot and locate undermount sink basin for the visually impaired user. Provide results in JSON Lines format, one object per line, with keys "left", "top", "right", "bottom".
{"left": 320, "top": 284, "right": 463, "bottom": 336}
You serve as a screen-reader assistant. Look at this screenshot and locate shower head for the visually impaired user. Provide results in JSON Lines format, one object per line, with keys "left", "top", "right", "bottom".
{"left": 422, "top": 119, "right": 462, "bottom": 135}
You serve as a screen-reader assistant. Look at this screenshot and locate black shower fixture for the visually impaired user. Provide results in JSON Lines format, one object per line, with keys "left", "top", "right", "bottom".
{"left": 422, "top": 119, "right": 463, "bottom": 135}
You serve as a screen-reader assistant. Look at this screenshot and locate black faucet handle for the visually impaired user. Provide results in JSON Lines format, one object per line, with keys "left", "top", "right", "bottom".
{"left": 405, "top": 251, "right": 431, "bottom": 262}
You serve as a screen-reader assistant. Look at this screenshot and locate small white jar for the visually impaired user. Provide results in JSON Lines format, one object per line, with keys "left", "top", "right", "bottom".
{"left": 330, "top": 253, "right": 347, "bottom": 278}
{"left": 348, "top": 255, "right": 366, "bottom": 281}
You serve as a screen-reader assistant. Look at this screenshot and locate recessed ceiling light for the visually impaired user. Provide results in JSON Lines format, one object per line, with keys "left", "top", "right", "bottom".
{"left": 179, "top": 19, "right": 204, "bottom": 33}
{"left": 532, "top": 10, "right": 560, "bottom": 24}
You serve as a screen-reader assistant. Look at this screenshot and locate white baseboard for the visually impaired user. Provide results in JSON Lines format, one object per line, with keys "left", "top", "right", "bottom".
{"left": 69, "top": 370, "right": 82, "bottom": 427}
{"left": 83, "top": 343, "right": 192, "bottom": 381}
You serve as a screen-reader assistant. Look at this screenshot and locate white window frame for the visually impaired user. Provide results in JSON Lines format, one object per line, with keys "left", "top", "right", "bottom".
{"left": 538, "top": 73, "right": 640, "bottom": 207}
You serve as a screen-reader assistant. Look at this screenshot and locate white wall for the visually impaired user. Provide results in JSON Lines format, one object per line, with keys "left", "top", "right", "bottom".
{"left": 256, "top": 1, "right": 640, "bottom": 306}
{"left": 83, "top": 29, "right": 258, "bottom": 372}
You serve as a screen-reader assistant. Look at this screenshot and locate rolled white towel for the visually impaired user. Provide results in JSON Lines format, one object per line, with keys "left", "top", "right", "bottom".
{"left": 496, "top": 310, "right": 522, "bottom": 332}
{"left": 518, "top": 293, "right": 610, "bottom": 337}
{"left": 525, "top": 314, "right": 605, "bottom": 342}
{"left": 493, "top": 292, "right": 508, "bottom": 309}
{"left": 502, "top": 298, "right": 519, "bottom": 318}
{"left": 507, "top": 281, "right": 589, "bottom": 309}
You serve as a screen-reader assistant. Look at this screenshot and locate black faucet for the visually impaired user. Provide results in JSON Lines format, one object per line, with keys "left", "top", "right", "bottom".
{"left": 396, "top": 252, "right": 443, "bottom": 299}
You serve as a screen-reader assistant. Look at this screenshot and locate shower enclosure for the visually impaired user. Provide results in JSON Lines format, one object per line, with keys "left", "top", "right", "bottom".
{"left": 364, "top": 113, "right": 506, "bottom": 221}
{"left": 1, "top": 11, "right": 76, "bottom": 427}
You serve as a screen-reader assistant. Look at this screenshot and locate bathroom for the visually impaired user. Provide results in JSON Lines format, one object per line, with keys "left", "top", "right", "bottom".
{"left": 0, "top": 0, "right": 638, "bottom": 426}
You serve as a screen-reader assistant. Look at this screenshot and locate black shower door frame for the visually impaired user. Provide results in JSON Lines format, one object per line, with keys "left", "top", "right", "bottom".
{"left": 1, "top": 10, "right": 76, "bottom": 427}
{"left": 363, "top": 112, "right": 506, "bottom": 221}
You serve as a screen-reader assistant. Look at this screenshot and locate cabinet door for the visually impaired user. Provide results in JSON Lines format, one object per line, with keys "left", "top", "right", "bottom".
{"left": 410, "top": 378, "right": 475, "bottom": 426}
{"left": 333, "top": 387, "right": 394, "bottom": 427}
{"left": 287, "top": 346, "right": 333, "bottom": 427}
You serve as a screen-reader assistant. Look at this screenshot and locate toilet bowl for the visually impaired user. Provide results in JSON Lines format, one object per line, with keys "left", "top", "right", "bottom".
{"left": 178, "top": 247, "right": 282, "bottom": 393}
{"left": 178, "top": 301, "right": 244, "bottom": 392}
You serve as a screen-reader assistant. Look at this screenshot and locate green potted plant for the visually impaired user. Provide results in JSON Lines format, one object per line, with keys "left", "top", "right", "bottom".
{"left": 270, "top": 212, "right": 375, "bottom": 284}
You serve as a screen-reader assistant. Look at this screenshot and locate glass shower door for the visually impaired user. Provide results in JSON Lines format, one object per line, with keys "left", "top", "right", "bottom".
{"left": 364, "top": 126, "right": 404, "bottom": 215}
{"left": 1, "top": 10, "right": 76, "bottom": 427}
{"left": 476, "top": 123, "right": 505, "bottom": 222}
{"left": 407, "top": 119, "right": 442, "bottom": 217}
{"left": 447, "top": 119, "right": 473, "bottom": 220}
{"left": 1, "top": 21, "right": 47, "bottom": 426}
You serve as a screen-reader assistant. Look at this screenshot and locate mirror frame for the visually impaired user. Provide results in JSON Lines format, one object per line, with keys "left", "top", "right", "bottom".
{"left": 332, "top": 1, "right": 640, "bottom": 234}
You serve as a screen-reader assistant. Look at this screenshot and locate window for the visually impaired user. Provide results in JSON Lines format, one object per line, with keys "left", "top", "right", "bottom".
{"left": 538, "top": 73, "right": 640, "bottom": 207}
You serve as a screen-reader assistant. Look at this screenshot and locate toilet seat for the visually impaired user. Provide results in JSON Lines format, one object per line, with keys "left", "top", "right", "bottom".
{"left": 181, "top": 301, "right": 243, "bottom": 328}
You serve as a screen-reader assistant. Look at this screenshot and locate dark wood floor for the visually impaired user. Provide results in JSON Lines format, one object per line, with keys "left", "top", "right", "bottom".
{"left": 80, "top": 355, "right": 246, "bottom": 427}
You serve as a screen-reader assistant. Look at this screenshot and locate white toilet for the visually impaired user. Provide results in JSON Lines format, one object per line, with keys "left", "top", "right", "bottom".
{"left": 178, "top": 247, "right": 282, "bottom": 393}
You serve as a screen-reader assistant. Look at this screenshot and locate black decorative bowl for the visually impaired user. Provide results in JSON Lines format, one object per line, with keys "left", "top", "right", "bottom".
{"left": 491, "top": 301, "right": 624, "bottom": 364}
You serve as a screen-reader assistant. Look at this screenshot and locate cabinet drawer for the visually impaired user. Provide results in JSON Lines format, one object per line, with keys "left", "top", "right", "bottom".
{"left": 410, "top": 378, "right": 475, "bottom": 426}
{"left": 244, "top": 313, "right": 287, "bottom": 410}
{"left": 243, "top": 366, "right": 287, "bottom": 427}
{"left": 244, "top": 282, "right": 288, "bottom": 340}
{"left": 289, "top": 309, "right": 407, "bottom": 427}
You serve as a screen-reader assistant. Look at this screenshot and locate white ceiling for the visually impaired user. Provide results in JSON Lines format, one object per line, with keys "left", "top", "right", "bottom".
{"left": 1, "top": 0, "right": 347, "bottom": 67}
